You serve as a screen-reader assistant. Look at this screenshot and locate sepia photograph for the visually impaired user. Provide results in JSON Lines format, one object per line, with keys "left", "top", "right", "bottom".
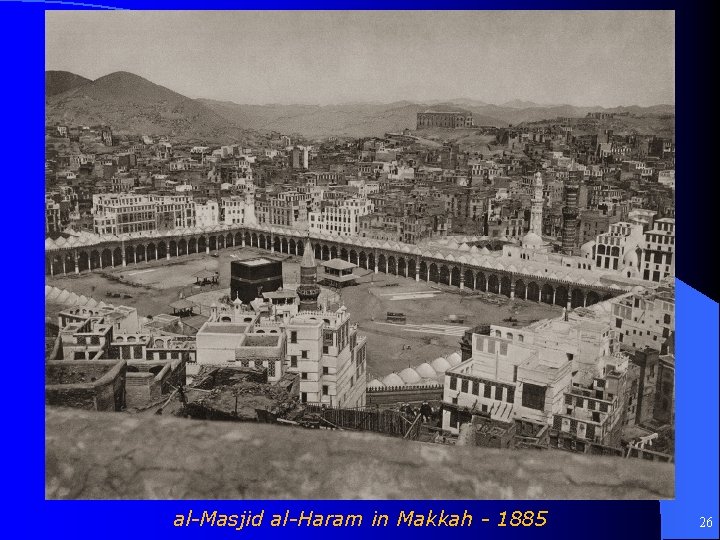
{"left": 44, "top": 10, "right": 676, "bottom": 500}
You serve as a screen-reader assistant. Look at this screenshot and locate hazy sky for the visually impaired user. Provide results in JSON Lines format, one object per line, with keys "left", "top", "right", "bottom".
{"left": 46, "top": 11, "right": 674, "bottom": 107}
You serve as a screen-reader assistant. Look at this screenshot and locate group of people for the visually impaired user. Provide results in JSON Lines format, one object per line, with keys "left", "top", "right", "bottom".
{"left": 399, "top": 401, "right": 437, "bottom": 423}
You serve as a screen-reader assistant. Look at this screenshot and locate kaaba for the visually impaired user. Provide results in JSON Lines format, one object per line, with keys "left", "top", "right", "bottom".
{"left": 230, "top": 258, "right": 284, "bottom": 303}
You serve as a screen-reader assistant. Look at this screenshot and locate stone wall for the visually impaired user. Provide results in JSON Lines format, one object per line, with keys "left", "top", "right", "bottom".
{"left": 46, "top": 360, "right": 126, "bottom": 412}
{"left": 45, "top": 407, "right": 673, "bottom": 500}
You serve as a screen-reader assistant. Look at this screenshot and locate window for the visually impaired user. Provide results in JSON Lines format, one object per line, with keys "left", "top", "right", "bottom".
{"left": 322, "top": 346, "right": 329, "bottom": 354}
{"left": 449, "top": 376, "right": 457, "bottom": 390}
{"left": 322, "top": 385, "right": 328, "bottom": 396}
{"left": 472, "top": 381, "right": 479, "bottom": 395}
{"left": 495, "top": 386, "right": 503, "bottom": 401}
{"left": 290, "top": 331, "right": 297, "bottom": 344}
{"left": 290, "top": 355, "right": 297, "bottom": 368}
{"left": 301, "top": 372, "right": 308, "bottom": 380}
{"left": 301, "top": 350, "right": 308, "bottom": 359}
{"left": 522, "top": 383, "right": 546, "bottom": 411}
{"left": 461, "top": 379, "right": 469, "bottom": 393}
{"left": 322, "top": 366, "right": 329, "bottom": 375}
{"left": 484, "top": 384, "right": 492, "bottom": 398}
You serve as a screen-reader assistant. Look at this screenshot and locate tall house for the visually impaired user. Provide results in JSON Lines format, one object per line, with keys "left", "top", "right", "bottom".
{"left": 561, "top": 182, "right": 580, "bottom": 254}
{"left": 640, "top": 218, "right": 675, "bottom": 282}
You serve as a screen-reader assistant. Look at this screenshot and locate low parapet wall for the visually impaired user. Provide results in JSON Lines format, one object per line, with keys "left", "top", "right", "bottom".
{"left": 45, "top": 407, "right": 673, "bottom": 500}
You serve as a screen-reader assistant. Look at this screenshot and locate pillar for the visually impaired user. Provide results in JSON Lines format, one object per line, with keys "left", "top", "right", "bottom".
{"left": 62, "top": 258, "right": 66, "bottom": 275}
{"left": 426, "top": 267, "right": 430, "bottom": 282}
{"left": 374, "top": 258, "right": 378, "bottom": 274}
{"left": 166, "top": 250, "right": 171, "bottom": 260}
{"left": 242, "top": 234, "right": 246, "bottom": 247}
{"left": 405, "top": 263, "right": 409, "bottom": 279}
{"left": 111, "top": 251, "right": 116, "bottom": 267}
{"left": 552, "top": 288, "right": 556, "bottom": 305}
{"left": 384, "top": 259, "right": 388, "bottom": 273}
{"left": 583, "top": 294, "right": 587, "bottom": 307}
{"left": 271, "top": 235, "right": 275, "bottom": 253}
{"left": 415, "top": 267, "right": 420, "bottom": 282}
{"left": 347, "top": 250, "right": 350, "bottom": 262}
{"left": 510, "top": 281, "right": 515, "bottom": 299}
{"left": 133, "top": 250, "right": 137, "bottom": 265}
{"left": 206, "top": 245, "right": 210, "bottom": 254}
{"left": 231, "top": 235, "right": 234, "bottom": 247}
{"left": 459, "top": 274, "right": 465, "bottom": 290}
{"left": 485, "top": 275, "right": 489, "bottom": 290}
{"left": 122, "top": 249, "right": 127, "bottom": 267}
{"left": 473, "top": 274, "right": 477, "bottom": 289}
{"left": 74, "top": 251, "right": 79, "bottom": 274}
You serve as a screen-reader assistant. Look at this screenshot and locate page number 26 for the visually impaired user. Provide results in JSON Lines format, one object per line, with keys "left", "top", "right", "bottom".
{"left": 700, "top": 516, "right": 713, "bottom": 528}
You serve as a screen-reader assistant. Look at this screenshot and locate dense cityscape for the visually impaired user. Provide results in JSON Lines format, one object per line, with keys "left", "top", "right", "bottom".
{"left": 44, "top": 12, "right": 675, "bottom": 499}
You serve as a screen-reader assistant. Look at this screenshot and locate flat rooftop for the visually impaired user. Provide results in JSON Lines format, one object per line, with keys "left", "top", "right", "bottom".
{"left": 239, "top": 257, "right": 273, "bottom": 266}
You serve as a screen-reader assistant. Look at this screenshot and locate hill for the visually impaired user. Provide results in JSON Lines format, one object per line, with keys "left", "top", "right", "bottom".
{"left": 45, "top": 71, "right": 246, "bottom": 142}
{"left": 199, "top": 99, "right": 507, "bottom": 138}
{"left": 45, "top": 71, "right": 91, "bottom": 97}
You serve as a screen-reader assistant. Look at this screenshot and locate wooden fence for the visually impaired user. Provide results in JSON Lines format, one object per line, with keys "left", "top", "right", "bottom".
{"left": 305, "top": 404, "right": 420, "bottom": 440}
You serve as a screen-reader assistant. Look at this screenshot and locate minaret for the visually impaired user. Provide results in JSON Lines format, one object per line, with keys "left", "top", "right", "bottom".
{"left": 296, "top": 238, "right": 320, "bottom": 312}
{"left": 529, "top": 171, "right": 544, "bottom": 236}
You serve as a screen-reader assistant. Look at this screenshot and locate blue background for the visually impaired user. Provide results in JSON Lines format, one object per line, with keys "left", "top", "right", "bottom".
{"left": 0, "top": 1, "right": 716, "bottom": 539}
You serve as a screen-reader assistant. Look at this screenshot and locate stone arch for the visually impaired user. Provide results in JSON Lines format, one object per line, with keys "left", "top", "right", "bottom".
{"left": 429, "top": 262, "right": 439, "bottom": 283}
{"left": 571, "top": 288, "right": 585, "bottom": 309}
{"left": 541, "top": 283, "right": 554, "bottom": 304}
{"left": 157, "top": 242, "right": 167, "bottom": 259}
{"left": 188, "top": 237, "right": 197, "bottom": 254}
{"left": 330, "top": 245, "right": 338, "bottom": 259}
{"left": 603, "top": 293, "right": 613, "bottom": 301}
{"left": 378, "top": 254, "right": 387, "bottom": 273}
{"left": 340, "top": 247, "right": 349, "bottom": 261}
{"left": 124, "top": 245, "right": 134, "bottom": 265}
{"left": 112, "top": 247, "right": 122, "bottom": 266}
{"left": 397, "top": 257, "right": 406, "bottom": 277}
{"left": 527, "top": 281, "right": 540, "bottom": 302}
{"left": 368, "top": 252, "right": 375, "bottom": 271}
{"left": 235, "top": 232, "right": 243, "bottom": 246}
{"left": 273, "top": 236, "right": 281, "bottom": 252}
{"left": 296, "top": 240, "right": 304, "bottom": 256}
{"left": 515, "top": 279, "right": 526, "bottom": 300}
{"left": 464, "top": 269, "right": 474, "bottom": 289}
{"left": 209, "top": 236, "right": 217, "bottom": 251}
{"left": 147, "top": 243, "right": 156, "bottom": 261}
{"left": 476, "top": 271, "right": 486, "bottom": 292}
{"left": 586, "top": 291, "right": 601, "bottom": 306}
{"left": 281, "top": 238, "right": 288, "bottom": 254}
{"left": 289, "top": 238, "right": 296, "bottom": 254}
{"left": 438, "top": 264, "right": 450, "bottom": 285}
{"left": 244, "top": 232, "right": 252, "bottom": 246}
{"left": 487, "top": 274, "right": 499, "bottom": 294}
{"left": 350, "top": 250, "right": 358, "bottom": 264}
{"left": 407, "top": 258, "right": 416, "bottom": 278}
{"left": 359, "top": 251, "right": 367, "bottom": 269}
{"left": 169, "top": 240, "right": 177, "bottom": 256}
{"left": 78, "top": 251, "right": 89, "bottom": 272}
{"left": 450, "top": 266, "right": 460, "bottom": 287}
{"left": 198, "top": 236, "right": 207, "bottom": 253}
{"left": 101, "top": 249, "right": 113, "bottom": 268}
{"left": 388, "top": 256, "right": 397, "bottom": 275}
{"left": 178, "top": 239, "right": 187, "bottom": 256}
{"left": 226, "top": 233, "right": 233, "bottom": 247}
{"left": 321, "top": 245, "right": 330, "bottom": 261}
{"left": 49, "top": 255, "right": 62, "bottom": 275}
{"left": 555, "top": 285, "right": 569, "bottom": 307}
{"left": 217, "top": 235, "right": 225, "bottom": 250}
{"left": 500, "top": 275, "right": 511, "bottom": 297}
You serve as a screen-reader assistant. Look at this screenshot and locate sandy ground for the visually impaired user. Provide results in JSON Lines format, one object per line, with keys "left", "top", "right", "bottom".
{"left": 46, "top": 246, "right": 561, "bottom": 377}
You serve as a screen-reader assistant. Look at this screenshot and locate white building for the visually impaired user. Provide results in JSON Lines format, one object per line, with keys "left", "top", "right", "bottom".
{"left": 640, "top": 218, "right": 675, "bottom": 282}
{"left": 194, "top": 200, "right": 220, "bottom": 228}
{"left": 308, "top": 197, "right": 373, "bottom": 237}
{"left": 220, "top": 194, "right": 256, "bottom": 226}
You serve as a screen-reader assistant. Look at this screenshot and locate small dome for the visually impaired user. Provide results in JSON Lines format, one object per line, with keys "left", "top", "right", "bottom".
{"left": 580, "top": 240, "right": 596, "bottom": 255}
{"left": 382, "top": 373, "right": 404, "bottom": 387}
{"left": 399, "top": 367, "right": 421, "bottom": 384}
{"left": 415, "top": 362, "right": 437, "bottom": 378}
{"left": 480, "top": 246, "right": 491, "bottom": 255}
{"left": 431, "top": 357, "right": 451, "bottom": 373}
{"left": 446, "top": 352, "right": 462, "bottom": 366}
{"left": 623, "top": 249, "right": 639, "bottom": 267}
{"left": 367, "top": 378, "right": 385, "bottom": 389}
{"left": 522, "top": 232, "right": 543, "bottom": 247}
